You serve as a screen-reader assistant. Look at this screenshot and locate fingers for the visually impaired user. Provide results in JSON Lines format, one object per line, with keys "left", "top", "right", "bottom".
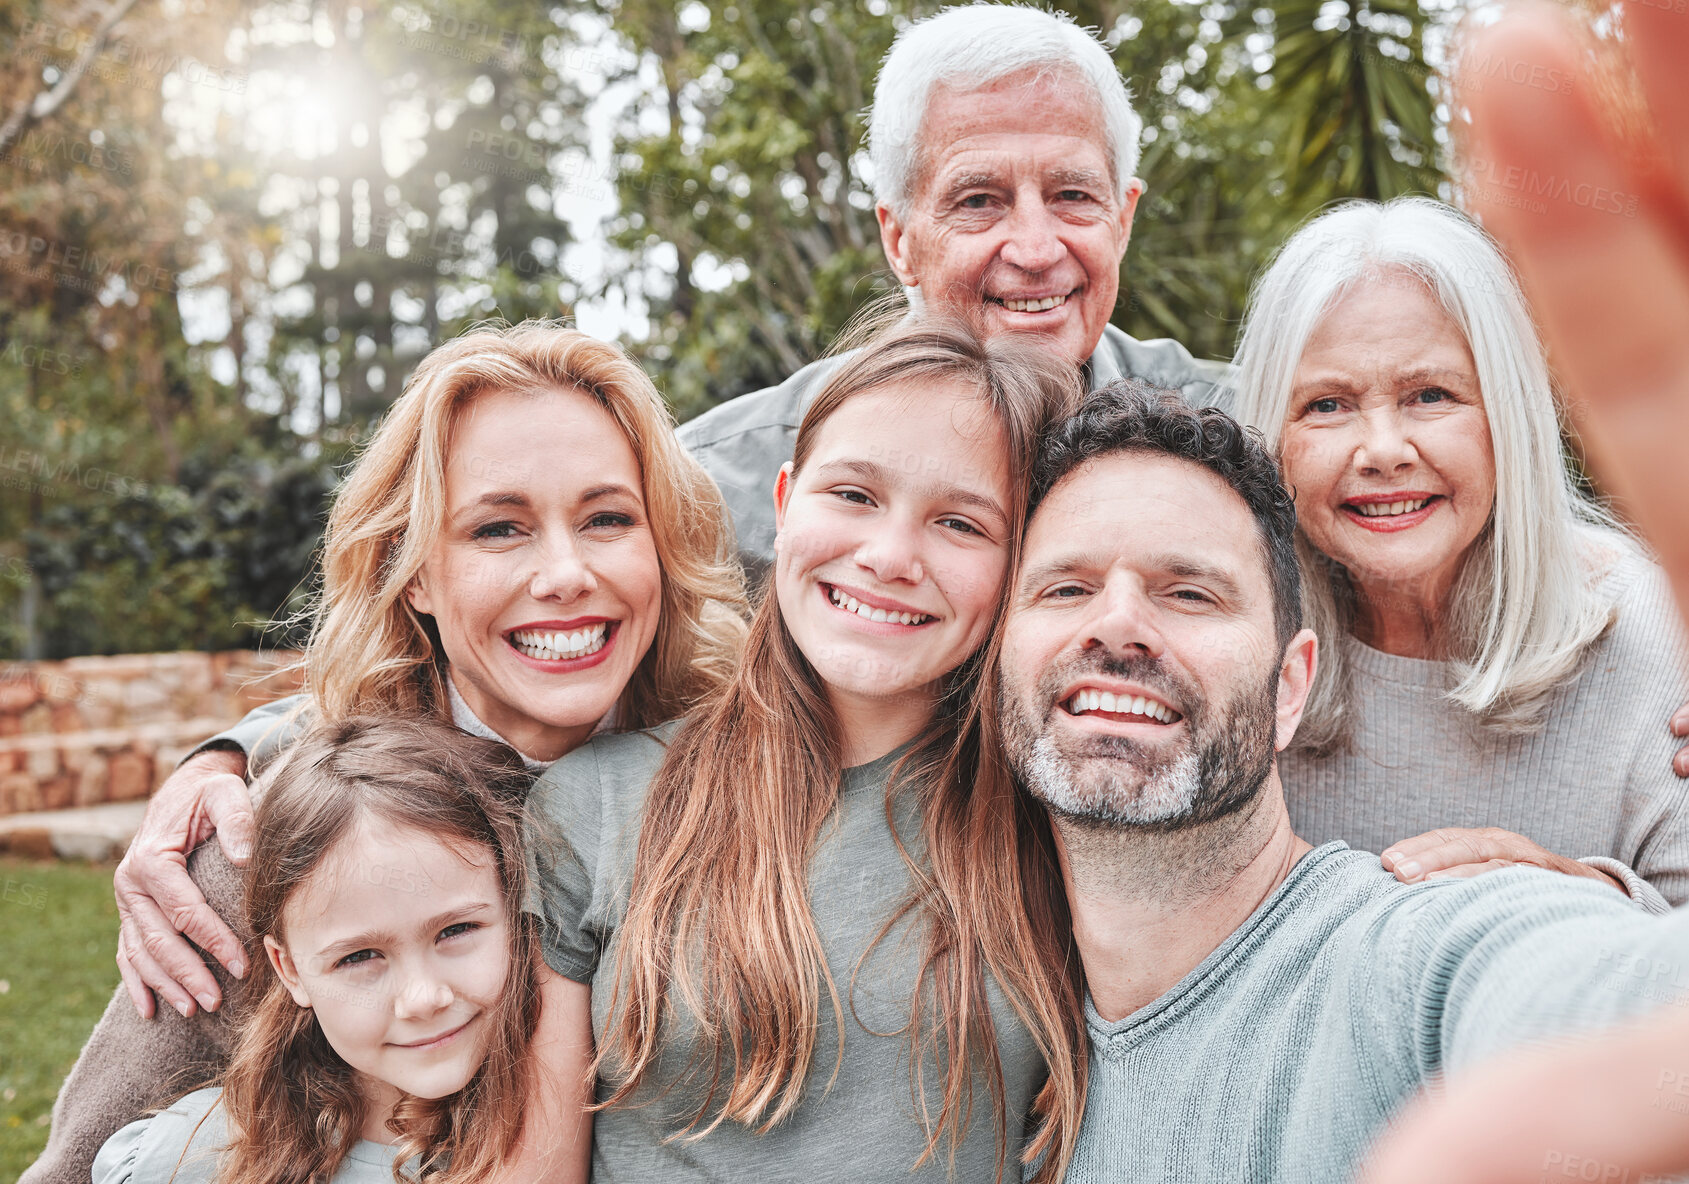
{"left": 1674, "top": 703, "right": 1689, "bottom": 737}
{"left": 203, "top": 773, "right": 256, "bottom": 865}
{"left": 1456, "top": 5, "right": 1689, "bottom": 619}
{"left": 116, "top": 946, "right": 156, "bottom": 1021}
{"left": 115, "top": 889, "right": 209, "bottom": 1018}
{"left": 1676, "top": 742, "right": 1689, "bottom": 780}
{"left": 1422, "top": 859, "right": 1518, "bottom": 882}
{"left": 1381, "top": 828, "right": 1499, "bottom": 880}
{"left": 1620, "top": 0, "right": 1689, "bottom": 196}
{"left": 114, "top": 857, "right": 243, "bottom": 1010}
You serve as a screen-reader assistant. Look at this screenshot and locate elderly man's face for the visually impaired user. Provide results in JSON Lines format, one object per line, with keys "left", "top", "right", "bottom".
{"left": 998, "top": 452, "right": 1313, "bottom": 829}
{"left": 877, "top": 71, "right": 1140, "bottom": 369}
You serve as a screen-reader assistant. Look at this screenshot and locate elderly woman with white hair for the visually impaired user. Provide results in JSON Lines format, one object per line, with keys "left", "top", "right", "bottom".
{"left": 1231, "top": 196, "right": 1689, "bottom": 907}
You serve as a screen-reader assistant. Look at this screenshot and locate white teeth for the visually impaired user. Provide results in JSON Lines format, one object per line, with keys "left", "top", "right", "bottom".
{"left": 827, "top": 586, "right": 931, "bottom": 626}
{"left": 510, "top": 624, "right": 609, "bottom": 661}
{"left": 1000, "top": 293, "right": 1069, "bottom": 313}
{"left": 1065, "top": 689, "right": 1176, "bottom": 723}
{"left": 1353, "top": 497, "right": 1431, "bottom": 517}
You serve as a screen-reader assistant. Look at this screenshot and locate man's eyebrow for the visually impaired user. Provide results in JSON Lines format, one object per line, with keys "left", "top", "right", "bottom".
{"left": 935, "top": 170, "right": 1005, "bottom": 202}
{"left": 1017, "top": 553, "right": 1104, "bottom": 594}
{"left": 1157, "top": 555, "right": 1246, "bottom": 602}
{"left": 813, "top": 458, "right": 1007, "bottom": 521}
{"left": 1046, "top": 166, "right": 1109, "bottom": 190}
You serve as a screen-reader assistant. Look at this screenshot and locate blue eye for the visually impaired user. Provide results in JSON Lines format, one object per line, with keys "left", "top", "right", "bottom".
{"left": 1415, "top": 387, "right": 1451, "bottom": 404}
{"left": 439, "top": 922, "right": 478, "bottom": 941}
{"left": 472, "top": 521, "right": 518, "bottom": 540}
{"left": 336, "top": 948, "right": 379, "bottom": 969}
{"left": 1308, "top": 398, "right": 1341, "bottom": 415}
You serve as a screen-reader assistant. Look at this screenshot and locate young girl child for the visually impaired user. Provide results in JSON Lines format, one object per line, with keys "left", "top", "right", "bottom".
{"left": 529, "top": 315, "right": 1089, "bottom": 1183}
{"left": 92, "top": 716, "right": 547, "bottom": 1184}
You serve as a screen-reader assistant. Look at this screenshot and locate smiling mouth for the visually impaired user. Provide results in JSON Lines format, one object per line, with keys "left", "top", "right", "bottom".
{"left": 1344, "top": 495, "right": 1441, "bottom": 518}
{"left": 825, "top": 584, "right": 935, "bottom": 627}
{"left": 987, "top": 291, "right": 1074, "bottom": 313}
{"left": 394, "top": 1017, "right": 474, "bottom": 1051}
{"left": 508, "top": 623, "right": 612, "bottom": 661}
{"left": 1063, "top": 688, "right": 1182, "bottom": 725}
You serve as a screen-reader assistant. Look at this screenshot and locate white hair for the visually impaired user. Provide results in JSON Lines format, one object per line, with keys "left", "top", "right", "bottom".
{"left": 868, "top": 4, "right": 1143, "bottom": 215}
{"left": 1231, "top": 196, "right": 1626, "bottom": 749}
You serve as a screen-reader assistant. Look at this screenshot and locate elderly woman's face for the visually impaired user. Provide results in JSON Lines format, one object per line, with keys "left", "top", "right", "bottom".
{"left": 1279, "top": 273, "right": 1496, "bottom": 612}
{"left": 877, "top": 71, "right": 1137, "bottom": 370}
{"left": 406, "top": 387, "right": 662, "bottom": 762}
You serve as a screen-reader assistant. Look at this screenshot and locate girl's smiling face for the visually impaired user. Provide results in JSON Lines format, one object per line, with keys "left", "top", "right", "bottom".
{"left": 406, "top": 386, "right": 663, "bottom": 761}
{"left": 772, "top": 378, "right": 1013, "bottom": 714}
{"left": 263, "top": 821, "right": 509, "bottom": 1132}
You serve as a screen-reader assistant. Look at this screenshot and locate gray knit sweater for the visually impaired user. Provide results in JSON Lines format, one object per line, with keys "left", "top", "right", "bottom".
{"left": 1064, "top": 842, "right": 1689, "bottom": 1183}
{"left": 1285, "top": 544, "right": 1689, "bottom": 906}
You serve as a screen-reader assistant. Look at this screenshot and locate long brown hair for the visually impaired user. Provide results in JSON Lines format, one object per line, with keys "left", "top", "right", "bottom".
{"left": 293, "top": 321, "right": 745, "bottom": 735}
{"left": 593, "top": 314, "right": 1089, "bottom": 1182}
{"left": 216, "top": 716, "right": 540, "bottom": 1184}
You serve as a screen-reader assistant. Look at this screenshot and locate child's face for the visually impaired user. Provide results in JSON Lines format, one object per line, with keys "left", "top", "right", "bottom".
{"left": 264, "top": 820, "right": 511, "bottom": 1105}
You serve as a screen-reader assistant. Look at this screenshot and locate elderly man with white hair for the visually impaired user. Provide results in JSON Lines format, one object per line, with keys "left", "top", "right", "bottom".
{"left": 679, "top": 3, "right": 1229, "bottom": 580}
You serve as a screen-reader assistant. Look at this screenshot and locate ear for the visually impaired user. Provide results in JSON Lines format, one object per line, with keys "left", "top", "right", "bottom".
{"left": 265, "top": 935, "right": 314, "bottom": 1010}
{"left": 405, "top": 569, "right": 434, "bottom": 617}
{"left": 773, "top": 462, "right": 795, "bottom": 534}
{"left": 1116, "top": 177, "right": 1145, "bottom": 255}
{"left": 876, "top": 203, "right": 919, "bottom": 288}
{"left": 1273, "top": 627, "right": 1319, "bottom": 753}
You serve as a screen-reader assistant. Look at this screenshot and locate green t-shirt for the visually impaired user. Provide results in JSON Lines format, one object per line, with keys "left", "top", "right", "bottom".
{"left": 529, "top": 722, "right": 1047, "bottom": 1182}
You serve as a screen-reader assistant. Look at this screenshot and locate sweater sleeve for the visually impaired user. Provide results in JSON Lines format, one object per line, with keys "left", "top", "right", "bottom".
{"left": 526, "top": 742, "right": 608, "bottom": 983}
{"left": 1583, "top": 550, "right": 1689, "bottom": 905}
{"left": 18, "top": 848, "right": 250, "bottom": 1184}
{"left": 1386, "top": 867, "right": 1689, "bottom": 1080}
{"left": 182, "top": 694, "right": 310, "bottom": 773}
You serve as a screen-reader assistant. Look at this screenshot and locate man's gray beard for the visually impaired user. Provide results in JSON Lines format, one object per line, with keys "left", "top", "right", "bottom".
{"left": 1021, "top": 733, "right": 1204, "bottom": 826}
{"left": 1002, "top": 662, "right": 1278, "bottom": 834}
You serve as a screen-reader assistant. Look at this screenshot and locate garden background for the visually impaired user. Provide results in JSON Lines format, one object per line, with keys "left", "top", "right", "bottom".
{"left": 0, "top": 0, "right": 1459, "bottom": 1167}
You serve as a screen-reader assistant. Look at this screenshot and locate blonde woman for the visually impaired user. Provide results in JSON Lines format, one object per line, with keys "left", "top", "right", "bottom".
{"left": 24, "top": 322, "right": 746, "bottom": 1184}
{"left": 1231, "top": 197, "right": 1689, "bottom": 906}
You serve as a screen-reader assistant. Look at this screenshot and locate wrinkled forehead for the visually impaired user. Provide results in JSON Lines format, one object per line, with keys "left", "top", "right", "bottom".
{"left": 910, "top": 70, "right": 1116, "bottom": 197}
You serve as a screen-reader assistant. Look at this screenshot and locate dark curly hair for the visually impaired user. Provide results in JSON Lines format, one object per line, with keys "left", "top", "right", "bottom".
{"left": 1029, "top": 378, "right": 1303, "bottom": 647}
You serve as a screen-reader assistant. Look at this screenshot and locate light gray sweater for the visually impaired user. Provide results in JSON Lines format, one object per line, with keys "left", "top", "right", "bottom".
{"left": 1065, "top": 842, "right": 1689, "bottom": 1183}
{"left": 1284, "top": 545, "right": 1689, "bottom": 906}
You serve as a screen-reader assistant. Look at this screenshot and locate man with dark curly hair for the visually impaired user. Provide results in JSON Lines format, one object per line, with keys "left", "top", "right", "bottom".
{"left": 996, "top": 384, "right": 1689, "bottom": 1181}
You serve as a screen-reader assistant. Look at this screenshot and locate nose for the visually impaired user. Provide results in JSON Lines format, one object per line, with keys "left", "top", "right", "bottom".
{"left": 853, "top": 514, "right": 925, "bottom": 585}
{"left": 1083, "top": 575, "right": 1166, "bottom": 661}
{"left": 393, "top": 970, "right": 454, "bottom": 1021}
{"left": 997, "top": 197, "right": 1069, "bottom": 276}
{"left": 528, "top": 531, "right": 598, "bottom": 602}
{"left": 1353, "top": 407, "right": 1418, "bottom": 476}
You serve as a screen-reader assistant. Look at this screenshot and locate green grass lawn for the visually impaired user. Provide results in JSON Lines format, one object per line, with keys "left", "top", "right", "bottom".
{"left": 0, "top": 857, "right": 121, "bottom": 1180}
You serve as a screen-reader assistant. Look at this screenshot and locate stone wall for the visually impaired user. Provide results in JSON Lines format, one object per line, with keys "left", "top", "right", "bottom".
{"left": 0, "top": 651, "right": 303, "bottom": 816}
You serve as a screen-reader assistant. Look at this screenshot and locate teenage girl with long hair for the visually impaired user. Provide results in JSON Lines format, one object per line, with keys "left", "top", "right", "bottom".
{"left": 94, "top": 716, "right": 545, "bottom": 1183}
{"left": 530, "top": 315, "right": 1090, "bottom": 1183}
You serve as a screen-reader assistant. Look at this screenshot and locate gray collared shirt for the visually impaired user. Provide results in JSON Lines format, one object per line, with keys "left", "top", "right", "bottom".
{"left": 676, "top": 322, "right": 1233, "bottom": 582}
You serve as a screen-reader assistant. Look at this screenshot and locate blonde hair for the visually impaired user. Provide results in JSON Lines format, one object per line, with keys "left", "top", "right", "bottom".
{"left": 1231, "top": 197, "right": 1624, "bottom": 749}
{"left": 593, "top": 313, "right": 1088, "bottom": 1183}
{"left": 297, "top": 321, "right": 746, "bottom": 736}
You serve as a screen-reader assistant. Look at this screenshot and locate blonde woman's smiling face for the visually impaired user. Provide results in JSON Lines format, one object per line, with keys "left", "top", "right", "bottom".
{"left": 1279, "top": 273, "right": 1496, "bottom": 619}
{"left": 406, "top": 387, "right": 662, "bottom": 761}
{"left": 772, "top": 379, "right": 1012, "bottom": 713}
